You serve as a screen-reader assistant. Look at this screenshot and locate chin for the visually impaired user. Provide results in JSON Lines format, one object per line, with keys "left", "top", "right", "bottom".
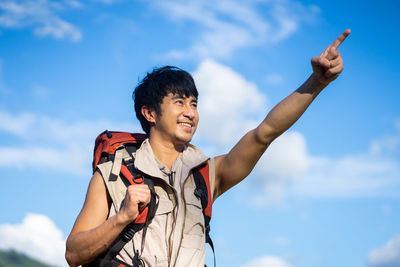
{"left": 176, "top": 134, "right": 194, "bottom": 144}
{"left": 176, "top": 129, "right": 196, "bottom": 144}
{"left": 177, "top": 137, "right": 192, "bottom": 144}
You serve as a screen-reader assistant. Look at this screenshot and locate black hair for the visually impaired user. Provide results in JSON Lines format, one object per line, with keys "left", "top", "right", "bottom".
{"left": 133, "top": 66, "right": 199, "bottom": 135}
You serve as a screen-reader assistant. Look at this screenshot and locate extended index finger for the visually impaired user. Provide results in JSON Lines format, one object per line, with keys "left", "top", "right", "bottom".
{"left": 330, "top": 29, "right": 351, "bottom": 49}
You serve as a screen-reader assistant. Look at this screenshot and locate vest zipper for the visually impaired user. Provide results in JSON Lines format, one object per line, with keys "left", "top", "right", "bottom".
{"left": 168, "top": 171, "right": 175, "bottom": 186}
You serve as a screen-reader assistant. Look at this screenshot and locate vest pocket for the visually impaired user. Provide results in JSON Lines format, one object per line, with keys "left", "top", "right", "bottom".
{"left": 143, "top": 194, "right": 174, "bottom": 262}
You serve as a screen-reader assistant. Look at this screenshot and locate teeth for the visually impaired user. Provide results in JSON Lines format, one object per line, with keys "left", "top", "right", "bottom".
{"left": 179, "top": 122, "right": 192, "bottom": 127}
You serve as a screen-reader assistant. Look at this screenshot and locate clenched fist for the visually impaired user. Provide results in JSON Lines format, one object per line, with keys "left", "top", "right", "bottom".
{"left": 118, "top": 184, "right": 151, "bottom": 224}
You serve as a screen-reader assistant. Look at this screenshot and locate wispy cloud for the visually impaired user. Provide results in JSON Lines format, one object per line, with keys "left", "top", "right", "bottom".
{"left": 0, "top": 110, "right": 135, "bottom": 142}
{"left": 0, "top": 145, "right": 89, "bottom": 174}
{"left": 0, "top": 110, "right": 138, "bottom": 175}
{"left": 368, "top": 235, "right": 400, "bottom": 267}
{"left": 151, "top": 0, "right": 320, "bottom": 59}
{"left": 0, "top": 0, "right": 82, "bottom": 41}
{"left": 0, "top": 213, "right": 67, "bottom": 267}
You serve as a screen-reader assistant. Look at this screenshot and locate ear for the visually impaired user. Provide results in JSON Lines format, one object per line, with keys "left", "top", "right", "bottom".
{"left": 141, "top": 105, "right": 157, "bottom": 123}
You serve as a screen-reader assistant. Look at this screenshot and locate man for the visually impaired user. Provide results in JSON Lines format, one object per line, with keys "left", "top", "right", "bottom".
{"left": 66, "top": 29, "right": 351, "bottom": 267}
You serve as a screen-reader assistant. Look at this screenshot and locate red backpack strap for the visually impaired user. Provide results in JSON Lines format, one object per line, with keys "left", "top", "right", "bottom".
{"left": 192, "top": 161, "right": 215, "bottom": 266}
{"left": 99, "top": 173, "right": 158, "bottom": 267}
{"left": 194, "top": 162, "right": 212, "bottom": 218}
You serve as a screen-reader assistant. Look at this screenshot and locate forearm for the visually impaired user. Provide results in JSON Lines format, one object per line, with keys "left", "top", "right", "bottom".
{"left": 65, "top": 212, "right": 129, "bottom": 267}
{"left": 257, "top": 73, "right": 326, "bottom": 143}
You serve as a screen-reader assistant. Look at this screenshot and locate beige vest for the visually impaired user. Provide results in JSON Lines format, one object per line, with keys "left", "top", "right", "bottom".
{"left": 96, "top": 139, "right": 216, "bottom": 267}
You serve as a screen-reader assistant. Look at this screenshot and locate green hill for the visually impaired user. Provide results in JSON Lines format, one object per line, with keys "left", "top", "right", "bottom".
{"left": 0, "top": 249, "right": 51, "bottom": 267}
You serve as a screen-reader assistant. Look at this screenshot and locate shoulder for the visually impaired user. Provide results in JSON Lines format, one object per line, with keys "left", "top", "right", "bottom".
{"left": 68, "top": 171, "right": 110, "bottom": 236}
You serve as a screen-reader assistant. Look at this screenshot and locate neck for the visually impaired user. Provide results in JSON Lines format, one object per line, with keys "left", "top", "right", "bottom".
{"left": 148, "top": 134, "right": 185, "bottom": 170}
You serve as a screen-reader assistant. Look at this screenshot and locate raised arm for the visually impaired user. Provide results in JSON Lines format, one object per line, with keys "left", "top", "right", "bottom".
{"left": 214, "top": 29, "right": 351, "bottom": 198}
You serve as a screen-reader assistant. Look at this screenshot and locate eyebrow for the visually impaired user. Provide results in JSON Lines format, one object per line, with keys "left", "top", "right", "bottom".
{"left": 171, "top": 95, "right": 184, "bottom": 100}
{"left": 171, "top": 95, "right": 197, "bottom": 102}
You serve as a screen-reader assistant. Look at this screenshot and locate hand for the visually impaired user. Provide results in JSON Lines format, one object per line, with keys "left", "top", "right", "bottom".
{"left": 311, "top": 29, "right": 351, "bottom": 85}
{"left": 119, "top": 184, "right": 151, "bottom": 223}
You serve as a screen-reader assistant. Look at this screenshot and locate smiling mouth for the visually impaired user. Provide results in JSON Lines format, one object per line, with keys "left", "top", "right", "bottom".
{"left": 178, "top": 122, "right": 193, "bottom": 128}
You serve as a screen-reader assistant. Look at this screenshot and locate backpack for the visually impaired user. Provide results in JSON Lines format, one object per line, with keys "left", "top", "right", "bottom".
{"left": 86, "top": 130, "right": 214, "bottom": 267}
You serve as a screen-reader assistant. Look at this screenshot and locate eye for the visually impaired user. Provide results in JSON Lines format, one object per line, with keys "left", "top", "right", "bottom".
{"left": 191, "top": 102, "right": 198, "bottom": 108}
{"left": 175, "top": 100, "right": 184, "bottom": 105}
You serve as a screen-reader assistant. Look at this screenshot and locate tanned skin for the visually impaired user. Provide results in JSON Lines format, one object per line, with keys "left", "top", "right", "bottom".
{"left": 65, "top": 29, "right": 351, "bottom": 267}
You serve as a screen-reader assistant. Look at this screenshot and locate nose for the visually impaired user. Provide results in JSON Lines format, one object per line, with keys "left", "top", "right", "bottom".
{"left": 182, "top": 104, "right": 196, "bottom": 119}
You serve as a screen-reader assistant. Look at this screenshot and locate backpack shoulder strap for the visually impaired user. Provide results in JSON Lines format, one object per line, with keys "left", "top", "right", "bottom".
{"left": 192, "top": 162, "right": 212, "bottom": 218}
{"left": 192, "top": 158, "right": 216, "bottom": 266}
{"left": 101, "top": 173, "right": 158, "bottom": 267}
{"left": 96, "top": 147, "right": 132, "bottom": 212}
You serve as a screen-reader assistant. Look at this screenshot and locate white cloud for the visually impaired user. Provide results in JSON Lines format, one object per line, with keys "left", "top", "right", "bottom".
{"left": 0, "top": 213, "right": 67, "bottom": 267}
{"left": 0, "top": 0, "right": 82, "bottom": 41}
{"left": 259, "top": 131, "right": 309, "bottom": 179}
{"left": 288, "top": 122, "right": 400, "bottom": 200}
{"left": 368, "top": 235, "right": 400, "bottom": 267}
{"left": 0, "top": 110, "right": 136, "bottom": 142}
{"left": 242, "top": 255, "right": 291, "bottom": 267}
{"left": 193, "top": 58, "right": 267, "bottom": 148}
{"left": 0, "top": 110, "right": 138, "bottom": 175}
{"left": 251, "top": 131, "right": 310, "bottom": 207}
{"left": 151, "top": 0, "right": 319, "bottom": 59}
{"left": 290, "top": 154, "right": 400, "bottom": 199}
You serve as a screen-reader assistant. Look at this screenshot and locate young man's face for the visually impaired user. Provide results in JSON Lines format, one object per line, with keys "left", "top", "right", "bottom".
{"left": 152, "top": 93, "right": 199, "bottom": 145}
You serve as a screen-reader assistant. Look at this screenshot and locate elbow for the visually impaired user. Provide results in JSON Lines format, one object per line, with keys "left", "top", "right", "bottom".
{"left": 65, "top": 238, "right": 81, "bottom": 267}
{"left": 65, "top": 246, "right": 80, "bottom": 267}
{"left": 65, "top": 250, "right": 77, "bottom": 267}
{"left": 254, "top": 125, "right": 279, "bottom": 147}
{"left": 65, "top": 236, "right": 98, "bottom": 267}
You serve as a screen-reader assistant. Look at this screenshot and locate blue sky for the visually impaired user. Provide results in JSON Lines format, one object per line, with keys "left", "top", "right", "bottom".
{"left": 0, "top": 0, "right": 399, "bottom": 267}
